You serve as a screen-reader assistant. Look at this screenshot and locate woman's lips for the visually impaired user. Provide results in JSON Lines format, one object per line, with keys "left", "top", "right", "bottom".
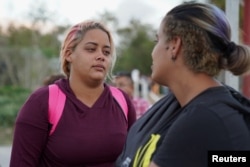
{"left": 92, "top": 64, "right": 105, "bottom": 71}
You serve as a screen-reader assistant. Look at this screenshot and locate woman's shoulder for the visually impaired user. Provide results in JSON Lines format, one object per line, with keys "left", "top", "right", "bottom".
{"left": 31, "top": 86, "right": 48, "bottom": 97}
{"left": 15, "top": 86, "right": 50, "bottom": 124}
{"left": 183, "top": 86, "right": 248, "bottom": 114}
{"left": 175, "top": 93, "right": 249, "bottom": 139}
{"left": 26, "top": 86, "right": 49, "bottom": 104}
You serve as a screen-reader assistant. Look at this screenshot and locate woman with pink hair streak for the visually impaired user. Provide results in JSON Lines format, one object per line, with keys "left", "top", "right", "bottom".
{"left": 10, "top": 20, "right": 136, "bottom": 167}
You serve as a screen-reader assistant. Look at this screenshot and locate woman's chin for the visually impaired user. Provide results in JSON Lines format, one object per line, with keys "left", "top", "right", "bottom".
{"left": 92, "top": 74, "right": 106, "bottom": 81}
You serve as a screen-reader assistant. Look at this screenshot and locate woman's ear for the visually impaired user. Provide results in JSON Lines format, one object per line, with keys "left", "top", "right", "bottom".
{"left": 65, "top": 49, "right": 72, "bottom": 62}
{"left": 172, "top": 36, "right": 182, "bottom": 56}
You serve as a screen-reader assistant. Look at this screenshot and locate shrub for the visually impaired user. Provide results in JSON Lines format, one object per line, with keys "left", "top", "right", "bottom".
{"left": 0, "top": 86, "right": 31, "bottom": 127}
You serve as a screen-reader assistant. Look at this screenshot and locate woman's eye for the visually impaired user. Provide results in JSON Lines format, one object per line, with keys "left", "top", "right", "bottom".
{"left": 103, "top": 50, "right": 111, "bottom": 56}
{"left": 86, "top": 48, "right": 95, "bottom": 52}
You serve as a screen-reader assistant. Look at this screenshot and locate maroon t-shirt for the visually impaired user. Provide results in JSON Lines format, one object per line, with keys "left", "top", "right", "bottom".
{"left": 10, "top": 79, "right": 136, "bottom": 167}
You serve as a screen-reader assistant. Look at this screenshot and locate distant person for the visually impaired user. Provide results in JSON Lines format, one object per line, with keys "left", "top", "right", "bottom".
{"left": 43, "top": 73, "right": 66, "bottom": 85}
{"left": 116, "top": 2, "right": 250, "bottom": 167}
{"left": 148, "top": 81, "right": 163, "bottom": 104}
{"left": 114, "top": 71, "right": 151, "bottom": 119}
{"left": 10, "top": 20, "right": 136, "bottom": 167}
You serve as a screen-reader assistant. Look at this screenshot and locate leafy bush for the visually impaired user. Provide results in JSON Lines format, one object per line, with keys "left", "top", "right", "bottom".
{"left": 0, "top": 86, "right": 31, "bottom": 127}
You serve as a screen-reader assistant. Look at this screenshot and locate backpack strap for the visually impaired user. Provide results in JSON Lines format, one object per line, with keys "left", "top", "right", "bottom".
{"left": 48, "top": 85, "right": 127, "bottom": 136}
{"left": 109, "top": 86, "right": 128, "bottom": 121}
{"left": 48, "top": 84, "right": 66, "bottom": 136}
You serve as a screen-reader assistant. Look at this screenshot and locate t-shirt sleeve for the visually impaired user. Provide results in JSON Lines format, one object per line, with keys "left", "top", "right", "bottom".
{"left": 152, "top": 106, "right": 231, "bottom": 167}
{"left": 10, "top": 87, "right": 50, "bottom": 166}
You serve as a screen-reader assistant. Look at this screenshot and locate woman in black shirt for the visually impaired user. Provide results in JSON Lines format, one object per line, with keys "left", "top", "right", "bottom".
{"left": 116, "top": 2, "right": 250, "bottom": 167}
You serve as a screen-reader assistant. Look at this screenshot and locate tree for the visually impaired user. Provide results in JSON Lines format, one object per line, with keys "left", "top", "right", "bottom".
{"left": 115, "top": 19, "right": 155, "bottom": 76}
{"left": 0, "top": 1, "right": 68, "bottom": 88}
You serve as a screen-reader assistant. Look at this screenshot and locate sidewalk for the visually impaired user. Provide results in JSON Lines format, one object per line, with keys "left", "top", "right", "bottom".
{"left": 0, "top": 145, "right": 11, "bottom": 167}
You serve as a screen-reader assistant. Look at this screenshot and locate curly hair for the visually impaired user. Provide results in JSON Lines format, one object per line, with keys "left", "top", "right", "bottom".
{"left": 162, "top": 2, "right": 250, "bottom": 76}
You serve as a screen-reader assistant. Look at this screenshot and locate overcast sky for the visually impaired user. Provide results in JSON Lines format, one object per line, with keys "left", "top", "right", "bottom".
{"left": 0, "top": 0, "right": 199, "bottom": 28}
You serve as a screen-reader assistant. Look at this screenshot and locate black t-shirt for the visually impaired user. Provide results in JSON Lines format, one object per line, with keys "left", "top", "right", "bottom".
{"left": 116, "top": 86, "right": 250, "bottom": 167}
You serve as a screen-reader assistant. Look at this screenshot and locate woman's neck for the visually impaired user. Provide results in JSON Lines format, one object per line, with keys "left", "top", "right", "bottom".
{"left": 69, "top": 76, "right": 104, "bottom": 107}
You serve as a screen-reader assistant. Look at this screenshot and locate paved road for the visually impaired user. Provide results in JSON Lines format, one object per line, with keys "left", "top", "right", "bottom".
{"left": 0, "top": 145, "right": 11, "bottom": 167}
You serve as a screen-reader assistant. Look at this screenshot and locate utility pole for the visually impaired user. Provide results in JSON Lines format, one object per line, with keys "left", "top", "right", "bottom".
{"left": 242, "top": 0, "right": 250, "bottom": 98}
{"left": 224, "top": 0, "right": 240, "bottom": 90}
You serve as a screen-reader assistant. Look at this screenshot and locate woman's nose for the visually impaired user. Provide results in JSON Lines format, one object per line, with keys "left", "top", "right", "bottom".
{"left": 95, "top": 51, "right": 105, "bottom": 61}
